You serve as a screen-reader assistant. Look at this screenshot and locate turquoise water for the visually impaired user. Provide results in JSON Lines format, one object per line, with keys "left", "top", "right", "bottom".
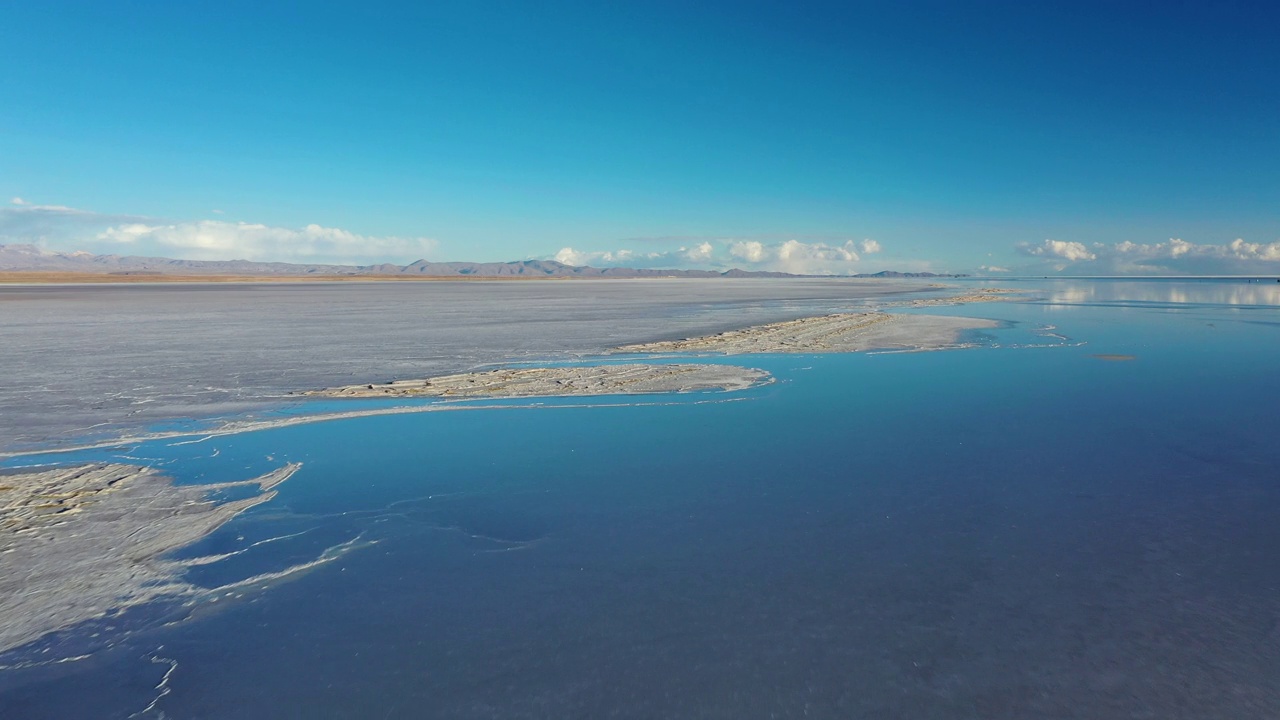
{"left": 3, "top": 280, "right": 1280, "bottom": 718}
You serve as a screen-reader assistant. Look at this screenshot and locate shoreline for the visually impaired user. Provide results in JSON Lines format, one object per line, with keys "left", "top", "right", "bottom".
{"left": 0, "top": 396, "right": 757, "bottom": 462}
{"left": 1, "top": 287, "right": 1017, "bottom": 458}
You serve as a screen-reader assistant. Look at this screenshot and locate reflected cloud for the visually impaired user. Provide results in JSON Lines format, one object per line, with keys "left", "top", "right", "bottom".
{"left": 1040, "top": 280, "right": 1280, "bottom": 308}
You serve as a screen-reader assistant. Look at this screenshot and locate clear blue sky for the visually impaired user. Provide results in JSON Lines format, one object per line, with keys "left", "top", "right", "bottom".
{"left": 2, "top": 1, "right": 1278, "bottom": 274}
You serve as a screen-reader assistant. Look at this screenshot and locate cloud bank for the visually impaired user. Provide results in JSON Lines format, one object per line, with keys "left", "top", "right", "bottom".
{"left": 96, "top": 221, "right": 437, "bottom": 264}
{"left": 1024, "top": 239, "right": 1096, "bottom": 262}
{"left": 557, "top": 237, "right": 884, "bottom": 274}
{"left": 1017, "top": 237, "right": 1280, "bottom": 275}
{"left": 1, "top": 199, "right": 437, "bottom": 265}
{"left": 554, "top": 242, "right": 716, "bottom": 268}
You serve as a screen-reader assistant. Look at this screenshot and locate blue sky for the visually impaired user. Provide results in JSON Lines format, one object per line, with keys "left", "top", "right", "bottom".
{"left": 2, "top": 1, "right": 1278, "bottom": 274}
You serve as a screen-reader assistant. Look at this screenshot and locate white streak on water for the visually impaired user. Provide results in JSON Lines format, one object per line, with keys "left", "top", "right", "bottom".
{"left": 182, "top": 528, "right": 318, "bottom": 566}
{"left": 128, "top": 651, "right": 177, "bottom": 719}
{"left": 207, "top": 535, "right": 367, "bottom": 592}
{"left": 164, "top": 435, "right": 216, "bottom": 447}
{"left": 0, "top": 653, "right": 92, "bottom": 671}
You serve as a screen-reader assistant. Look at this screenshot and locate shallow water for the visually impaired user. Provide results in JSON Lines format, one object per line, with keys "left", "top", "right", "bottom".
{"left": 3, "top": 279, "right": 1280, "bottom": 718}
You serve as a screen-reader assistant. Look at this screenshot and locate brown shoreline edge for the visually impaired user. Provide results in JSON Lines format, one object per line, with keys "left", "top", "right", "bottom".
{"left": 0, "top": 463, "right": 319, "bottom": 655}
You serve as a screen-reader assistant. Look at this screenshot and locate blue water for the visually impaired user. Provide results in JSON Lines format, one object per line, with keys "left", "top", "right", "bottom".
{"left": 4, "top": 280, "right": 1280, "bottom": 718}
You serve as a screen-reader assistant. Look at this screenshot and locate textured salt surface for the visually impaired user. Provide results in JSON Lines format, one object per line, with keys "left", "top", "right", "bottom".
{"left": 896, "top": 288, "right": 1023, "bottom": 307}
{"left": 0, "top": 463, "right": 297, "bottom": 653}
{"left": 615, "top": 312, "right": 999, "bottom": 355}
{"left": 307, "top": 363, "right": 769, "bottom": 399}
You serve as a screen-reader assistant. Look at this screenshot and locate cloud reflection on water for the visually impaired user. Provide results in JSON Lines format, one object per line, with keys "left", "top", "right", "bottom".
{"left": 1036, "top": 279, "right": 1280, "bottom": 309}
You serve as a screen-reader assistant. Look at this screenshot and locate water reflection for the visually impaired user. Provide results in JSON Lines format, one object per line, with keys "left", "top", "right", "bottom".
{"left": 1028, "top": 279, "right": 1280, "bottom": 308}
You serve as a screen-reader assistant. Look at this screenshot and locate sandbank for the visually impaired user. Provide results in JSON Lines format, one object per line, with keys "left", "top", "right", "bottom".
{"left": 305, "top": 363, "right": 769, "bottom": 399}
{"left": 614, "top": 312, "right": 1001, "bottom": 355}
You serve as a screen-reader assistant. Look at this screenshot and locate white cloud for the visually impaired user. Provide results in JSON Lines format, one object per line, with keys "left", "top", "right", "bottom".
{"left": 773, "top": 239, "right": 861, "bottom": 272}
{"left": 1016, "top": 237, "right": 1280, "bottom": 275}
{"left": 553, "top": 246, "right": 670, "bottom": 266}
{"left": 554, "top": 247, "right": 591, "bottom": 265}
{"left": 556, "top": 238, "right": 887, "bottom": 275}
{"left": 979, "top": 265, "right": 1011, "bottom": 273}
{"left": 1, "top": 200, "right": 145, "bottom": 249}
{"left": 1024, "top": 239, "right": 1097, "bottom": 262}
{"left": 728, "top": 240, "right": 767, "bottom": 263}
{"left": 94, "top": 220, "right": 437, "bottom": 264}
{"left": 6, "top": 197, "right": 83, "bottom": 214}
{"left": 1, "top": 199, "right": 438, "bottom": 265}
{"left": 1106, "top": 237, "right": 1280, "bottom": 270}
{"left": 1224, "top": 238, "right": 1280, "bottom": 261}
{"left": 681, "top": 242, "right": 713, "bottom": 262}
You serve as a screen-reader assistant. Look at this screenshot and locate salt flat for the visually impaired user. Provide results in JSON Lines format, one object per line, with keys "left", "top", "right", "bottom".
{"left": 0, "top": 278, "right": 937, "bottom": 452}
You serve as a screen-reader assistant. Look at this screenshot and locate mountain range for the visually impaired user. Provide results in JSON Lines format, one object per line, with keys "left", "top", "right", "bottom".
{"left": 0, "top": 244, "right": 962, "bottom": 279}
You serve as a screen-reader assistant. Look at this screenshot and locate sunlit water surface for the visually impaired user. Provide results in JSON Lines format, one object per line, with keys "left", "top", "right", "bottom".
{"left": 3, "top": 279, "right": 1280, "bottom": 718}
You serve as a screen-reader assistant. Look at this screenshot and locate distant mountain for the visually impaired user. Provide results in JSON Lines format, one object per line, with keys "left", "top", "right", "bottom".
{"left": 851, "top": 270, "right": 966, "bottom": 278}
{"left": 0, "top": 243, "right": 964, "bottom": 279}
{"left": 0, "top": 243, "right": 361, "bottom": 275}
